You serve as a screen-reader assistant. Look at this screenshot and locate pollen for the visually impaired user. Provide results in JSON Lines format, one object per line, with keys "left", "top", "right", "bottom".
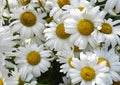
{"left": 78, "top": 6, "right": 84, "bottom": 11}
{"left": 20, "top": 11, "right": 36, "bottom": 27}
{"left": 26, "top": 51, "right": 41, "bottom": 66}
{"left": 57, "top": 0, "right": 70, "bottom": 8}
{"left": 97, "top": 57, "right": 110, "bottom": 67}
{"left": 77, "top": 19, "right": 94, "bottom": 36}
{"left": 100, "top": 23, "right": 112, "bottom": 34}
{"left": 80, "top": 66, "right": 95, "bottom": 81}
{"left": 0, "top": 78, "right": 3, "bottom": 85}
{"left": 56, "top": 23, "right": 71, "bottom": 39}
{"left": 67, "top": 57, "right": 74, "bottom": 68}
{"left": 19, "top": 0, "right": 31, "bottom": 6}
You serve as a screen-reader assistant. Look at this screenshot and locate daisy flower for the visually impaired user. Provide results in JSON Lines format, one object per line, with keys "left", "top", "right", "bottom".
{"left": 44, "top": 15, "right": 72, "bottom": 51}
{"left": 95, "top": 18, "right": 120, "bottom": 47}
{"left": 64, "top": 6, "right": 106, "bottom": 49}
{"left": 69, "top": 52, "right": 110, "bottom": 85}
{"left": 94, "top": 48, "right": 120, "bottom": 82}
{"left": 14, "top": 44, "right": 52, "bottom": 77}
{"left": 105, "top": 0, "right": 120, "bottom": 14}
{"left": 56, "top": 46, "right": 75, "bottom": 75}
{"left": 10, "top": 6, "right": 45, "bottom": 38}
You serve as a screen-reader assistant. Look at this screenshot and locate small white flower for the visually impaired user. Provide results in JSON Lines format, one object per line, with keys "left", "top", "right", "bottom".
{"left": 44, "top": 16, "right": 72, "bottom": 51}
{"left": 10, "top": 6, "right": 45, "bottom": 38}
{"left": 14, "top": 44, "right": 52, "bottom": 77}
{"left": 64, "top": 6, "right": 105, "bottom": 49}
{"left": 95, "top": 18, "right": 120, "bottom": 47}
{"left": 69, "top": 53, "right": 110, "bottom": 85}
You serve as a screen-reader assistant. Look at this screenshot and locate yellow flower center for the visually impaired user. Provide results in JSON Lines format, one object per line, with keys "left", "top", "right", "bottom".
{"left": 26, "top": 51, "right": 41, "bottom": 66}
{"left": 20, "top": 11, "right": 36, "bottom": 27}
{"left": 97, "top": 58, "right": 110, "bottom": 67}
{"left": 80, "top": 66, "right": 95, "bottom": 81}
{"left": 67, "top": 57, "right": 74, "bottom": 68}
{"left": 56, "top": 23, "right": 71, "bottom": 39}
{"left": 78, "top": 6, "right": 84, "bottom": 11}
{"left": 100, "top": 23, "right": 112, "bottom": 34}
{"left": 57, "top": 0, "right": 70, "bottom": 8}
{"left": 0, "top": 78, "right": 3, "bottom": 85}
{"left": 19, "top": 0, "right": 31, "bottom": 6}
{"left": 74, "top": 45, "right": 81, "bottom": 52}
{"left": 77, "top": 19, "right": 94, "bottom": 36}
{"left": 113, "top": 81, "right": 120, "bottom": 85}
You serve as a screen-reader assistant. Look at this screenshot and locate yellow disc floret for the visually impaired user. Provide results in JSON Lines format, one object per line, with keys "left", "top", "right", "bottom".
{"left": 67, "top": 57, "right": 74, "bottom": 68}
{"left": 78, "top": 6, "right": 84, "bottom": 11}
{"left": 19, "top": 0, "right": 31, "bottom": 6}
{"left": 57, "top": 0, "right": 70, "bottom": 8}
{"left": 100, "top": 23, "right": 112, "bottom": 34}
{"left": 97, "top": 57, "right": 110, "bottom": 67}
{"left": 56, "top": 23, "right": 70, "bottom": 39}
{"left": 0, "top": 78, "right": 3, "bottom": 85}
{"left": 77, "top": 19, "right": 94, "bottom": 36}
{"left": 20, "top": 11, "right": 36, "bottom": 27}
{"left": 80, "top": 66, "right": 95, "bottom": 81}
{"left": 74, "top": 45, "right": 81, "bottom": 52}
{"left": 26, "top": 51, "right": 41, "bottom": 66}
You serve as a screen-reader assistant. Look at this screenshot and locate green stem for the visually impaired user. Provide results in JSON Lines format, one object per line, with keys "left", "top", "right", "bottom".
{"left": 38, "top": 0, "right": 46, "bottom": 12}
{"left": 5, "top": 0, "right": 11, "bottom": 13}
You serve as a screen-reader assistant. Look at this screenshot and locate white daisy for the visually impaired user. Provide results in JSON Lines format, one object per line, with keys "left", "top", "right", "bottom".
{"left": 64, "top": 6, "right": 106, "bottom": 49}
{"left": 69, "top": 53, "right": 110, "bottom": 85}
{"left": 10, "top": 6, "right": 45, "bottom": 38}
{"left": 105, "top": 0, "right": 120, "bottom": 14}
{"left": 95, "top": 18, "right": 120, "bottom": 47}
{"left": 14, "top": 44, "right": 52, "bottom": 77}
{"left": 44, "top": 16, "right": 72, "bottom": 51}
{"left": 56, "top": 46, "right": 75, "bottom": 75}
{"left": 94, "top": 48, "right": 120, "bottom": 82}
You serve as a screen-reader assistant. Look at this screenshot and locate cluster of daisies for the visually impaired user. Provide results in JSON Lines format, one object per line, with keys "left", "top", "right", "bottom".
{"left": 0, "top": 0, "right": 120, "bottom": 85}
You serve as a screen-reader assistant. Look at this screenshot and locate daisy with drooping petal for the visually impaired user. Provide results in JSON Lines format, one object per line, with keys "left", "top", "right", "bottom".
{"left": 95, "top": 18, "right": 120, "bottom": 47}
{"left": 10, "top": 6, "right": 45, "bottom": 38}
{"left": 14, "top": 44, "right": 52, "bottom": 77}
{"left": 44, "top": 15, "right": 72, "bottom": 51}
{"left": 69, "top": 52, "right": 110, "bottom": 85}
{"left": 56, "top": 46, "right": 75, "bottom": 75}
{"left": 94, "top": 48, "right": 120, "bottom": 82}
{"left": 64, "top": 6, "right": 106, "bottom": 49}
